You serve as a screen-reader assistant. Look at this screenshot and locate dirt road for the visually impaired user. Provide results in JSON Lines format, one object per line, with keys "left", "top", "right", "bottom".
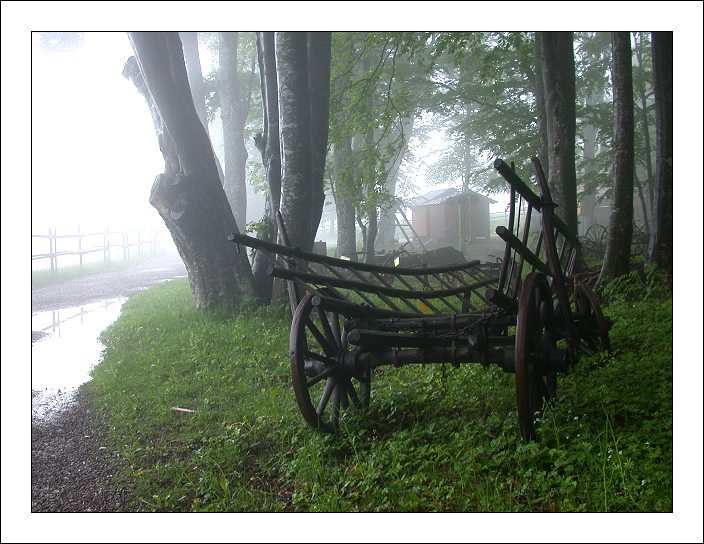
{"left": 30, "top": 251, "right": 187, "bottom": 512}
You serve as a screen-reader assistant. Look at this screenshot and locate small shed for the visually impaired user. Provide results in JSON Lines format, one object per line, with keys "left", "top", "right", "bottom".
{"left": 407, "top": 188, "right": 496, "bottom": 251}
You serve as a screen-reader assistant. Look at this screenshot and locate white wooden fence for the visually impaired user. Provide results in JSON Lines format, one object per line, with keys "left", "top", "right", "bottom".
{"left": 32, "top": 226, "right": 163, "bottom": 272}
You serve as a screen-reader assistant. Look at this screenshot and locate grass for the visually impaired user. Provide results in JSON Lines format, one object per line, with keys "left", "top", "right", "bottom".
{"left": 87, "top": 269, "right": 673, "bottom": 514}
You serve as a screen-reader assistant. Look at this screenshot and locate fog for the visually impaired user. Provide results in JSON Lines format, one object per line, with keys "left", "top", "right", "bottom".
{"left": 30, "top": 31, "right": 508, "bottom": 251}
{"left": 32, "top": 33, "right": 165, "bottom": 233}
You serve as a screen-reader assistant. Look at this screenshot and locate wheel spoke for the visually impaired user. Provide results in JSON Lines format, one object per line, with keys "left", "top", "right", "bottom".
{"left": 291, "top": 292, "right": 372, "bottom": 434}
{"left": 331, "top": 311, "right": 343, "bottom": 350}
{"left": 537, "top": 376, "right": 550, "bottom": 402}
{"left": 304, "top": 350, "right": 337, "bottom": 366}
{"left": 305, "top": 317, "right": 336, "bottom": 357}
{"left": 331, "top": 383, "right": 342, "bottom": 427}
{"left": 316, "top": 306, "right": 341, "bottom": 352}
{"left": 306, "top": 363, "right": 337, "bottom": 388}
{"left": 316, "top": 377, "right": 336, "bottom": 417}
{"left": 347, "top": 378, "right": 362, "bottom": 408}
{"left": 340, "top": 381, "right": 349, "bottom": 410}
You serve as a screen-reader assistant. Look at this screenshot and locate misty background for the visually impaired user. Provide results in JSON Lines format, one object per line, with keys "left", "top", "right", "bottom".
{"left": 29, "top": 31, "right": 513, "bottom": 271}
{"left": 3, "top": 3, "right": 701, "bottom": 541}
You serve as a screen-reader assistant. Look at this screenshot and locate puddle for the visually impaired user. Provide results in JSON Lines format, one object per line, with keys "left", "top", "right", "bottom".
{"left": 31, "top": 298, "right": 126, "bottom": 421}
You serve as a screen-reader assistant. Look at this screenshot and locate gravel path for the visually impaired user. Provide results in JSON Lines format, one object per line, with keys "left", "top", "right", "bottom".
{"left": 31, "top": 251, "right": 187, "bottom": 313}
{"left": 31, "top": 251, "right": 187, "bottom": 513}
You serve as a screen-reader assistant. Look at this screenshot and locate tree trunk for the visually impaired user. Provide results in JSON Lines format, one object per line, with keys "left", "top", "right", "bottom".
{"left": 276, "top": 32, "right": 313, "bottom": 251}
{"left": 308, "top": 32, "right": 332, "bottom": 245}
{"left": 251, "top": 31, "right": 282, "bottom": 301}
{"left": 180, "top": 31, "right": 225, "bottom": 185}
{"left": 179, "top": 32, "right": 208, "bottom": 130}
{"left": 540, "top": 31, "right": 578, "bottom": 236}
{"left": 599, "top": 32, "right": 635, "bottom": 285}
{"left": 218, "top": 32, "right": 248, "bottom": 228}
{"left": 648, "top": 31, "right": 673, "bottom": 275}
{"left": 633, "top": 32, "right": 653, "bottom": 240}
{"left": 125, "top": 32, "right": 256, "bottom": 311}
{"left": 634, "top": 32, "right": 655, "bottom": 221}
{"left": 580, "top": 90, "right": 602, "bottom": 236}
{"left": 275, "top": 31, "right": 330, "bottom": 252}
{"left": 362, "top": 119, "right": 377, "bottom": 263}
{"left": 533, "top": 32, "right": 550, "bottom": 176}
{"left": 333, "top": 138, "right": 357, "bottom": 260}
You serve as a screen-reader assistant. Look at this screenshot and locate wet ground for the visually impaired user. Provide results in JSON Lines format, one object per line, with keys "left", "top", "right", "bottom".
{"left": 31, "top": 251, "right": 187, "bottom": 421}
{"left": 28, "top": 251, "right": 187, "bottom": 513}
{"left": 31, "top": 298, "right": 126, "bottom": 420}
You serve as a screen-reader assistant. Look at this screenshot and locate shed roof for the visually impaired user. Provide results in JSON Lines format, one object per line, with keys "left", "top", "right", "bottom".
{"left": 406, "top": 187, "right": 497, "bottom": 207}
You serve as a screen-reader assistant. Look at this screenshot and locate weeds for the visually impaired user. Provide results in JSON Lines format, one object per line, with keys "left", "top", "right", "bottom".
{"left": 87, "top": 272, "right": 672, "bottom": 513}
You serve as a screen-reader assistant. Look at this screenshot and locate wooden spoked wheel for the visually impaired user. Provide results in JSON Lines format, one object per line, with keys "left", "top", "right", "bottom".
{"left": 583, "top": 224, "right": 607, "bottom": 255}
{"left": 515, "top": 272, "right": 557, "bottom": 441}
{"left": 290, "top": 293, "right": 370, "bottom": 432}
{"left": 574, "top": 283, "right": 611, "bottom": 355}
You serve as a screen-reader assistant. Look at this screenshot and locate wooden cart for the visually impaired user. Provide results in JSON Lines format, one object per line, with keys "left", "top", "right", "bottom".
{"left": 229, "top": 157, "right": 611, "bottom": 441}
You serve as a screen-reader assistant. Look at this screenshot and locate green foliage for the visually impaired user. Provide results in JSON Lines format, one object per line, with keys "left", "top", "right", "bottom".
{"left": 89, "top": 277, "right": 672, "bottom": 513}
{"left": 329, "top": 32, "right": 428, "bottom": 230}
{"left": 244, "top": 218, "right": 270, "bottom": 239}
{"left": 599, "top": 264, "right": 672, "bottom": 305}
{"left": 420, "top": 32, "right": 539, "bottom": 193}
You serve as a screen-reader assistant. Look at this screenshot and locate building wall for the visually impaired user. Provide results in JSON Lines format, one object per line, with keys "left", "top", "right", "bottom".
{"left": 412, "top": 198, "right": 492, "bottom": 248}
{"left": 469, "top": 197, "right": 490, "bottom": 240}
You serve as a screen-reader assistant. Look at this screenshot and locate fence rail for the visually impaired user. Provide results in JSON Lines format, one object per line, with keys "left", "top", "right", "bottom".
{"left": 32, "top": 226, "right": 163, "bottom": 272}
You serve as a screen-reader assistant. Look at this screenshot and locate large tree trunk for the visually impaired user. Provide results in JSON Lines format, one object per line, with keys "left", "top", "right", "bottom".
{"left": 648, "top": 31, "right": 673, "bottom": 275}
{"left": 533, "top": 32, "right": 550, "bottom": 176}
{"left": 275, "top": 31, "right": 331, "bottom": 252}
{"left": 276, "top": 32, "right": 313, "bottom": 251}
{"left": 540, "top": 31, "right": 578, "bottom": 236}
{"left": 599, "top": 32, "right": 635, "bottom": 285}
{"left": 125, "top": 32, "right": 256, "bottom": 311}
{"left": 333, "top": 138, "right": 358, "bottom": 260}
{"left": 308, "top": 32, "right": 332, "bottom": 245}
{"left": 218, "top": 32, "right": 248, "bottom": 228}
{"left": 251, "top": 32, "right": 282, "bottom": 301}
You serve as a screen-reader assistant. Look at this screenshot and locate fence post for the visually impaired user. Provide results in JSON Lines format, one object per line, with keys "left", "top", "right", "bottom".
{"left": 123, "top": 227, "right": 128, "bottom": 261}
{"left": 49, "top": 227, "right": 55, "bottom": 272}
{"left": 78, "top": 224, "right": 83, "bottom": 266}
{"left": 138, "top": 229, "right": 143, "bottom": 257}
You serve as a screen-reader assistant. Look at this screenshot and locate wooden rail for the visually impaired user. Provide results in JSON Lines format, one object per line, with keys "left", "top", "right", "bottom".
{"left": 31, "top": 226, "right": 163, "bottom": 272}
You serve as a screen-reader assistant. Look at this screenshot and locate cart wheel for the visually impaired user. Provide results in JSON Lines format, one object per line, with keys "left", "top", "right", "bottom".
{"left": 290, "top": 293, "right": 370, "bottom": 432}
{"left": 515, "top": 272, "right": 557, "bottom": 441}
{"left": 583, "top": 224, "right": 607, "bottom": 254}
{"left": 575, "top": 283, "right": 611, "bottom": 355}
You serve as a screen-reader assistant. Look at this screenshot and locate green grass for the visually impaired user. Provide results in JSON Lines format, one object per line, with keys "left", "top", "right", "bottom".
{"left": 87, "top": 273, "right": 672, "bottom": 513}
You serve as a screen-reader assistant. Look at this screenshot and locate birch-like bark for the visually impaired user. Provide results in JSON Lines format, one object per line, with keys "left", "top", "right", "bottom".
{"left": 540, "top": 31, "right": 578, "bottom": 235}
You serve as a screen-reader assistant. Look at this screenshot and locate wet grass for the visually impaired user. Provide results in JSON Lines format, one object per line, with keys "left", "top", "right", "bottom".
{"left": 87, "top": 271, "right": 673, "bottom": 516}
